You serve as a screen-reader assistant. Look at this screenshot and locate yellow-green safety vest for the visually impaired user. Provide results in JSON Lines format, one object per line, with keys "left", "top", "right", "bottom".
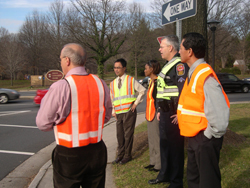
{"left": 110, "top": 75, "right": 137, "bottom": 114}
{"left": 157, "top": 57, "right": 181, "bottom": 100}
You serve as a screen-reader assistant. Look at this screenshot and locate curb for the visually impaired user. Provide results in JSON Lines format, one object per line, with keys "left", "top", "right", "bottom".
{"left": 0, "top": 142, "right": 56, "bottom": 188}
{"left": 28, "top": 161, "right": 52, "bottom": 188}
{"left": 20, "top": 96, "right": 34, "bottom": 99}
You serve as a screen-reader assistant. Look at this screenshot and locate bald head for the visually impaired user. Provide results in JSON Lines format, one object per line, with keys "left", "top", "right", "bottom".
{"left": 61, "top": 43, "right": 87, "bottom": 66}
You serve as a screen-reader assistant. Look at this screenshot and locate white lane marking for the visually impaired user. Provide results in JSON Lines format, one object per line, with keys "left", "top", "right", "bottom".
{"left": 0, "top": 150, "right": 34, "bottom": 155}
{"left": 0, "top": 110, "right": 31, "bottom": 117}
{"left": 0, "top": 124, "right": 37, "bottom": 129}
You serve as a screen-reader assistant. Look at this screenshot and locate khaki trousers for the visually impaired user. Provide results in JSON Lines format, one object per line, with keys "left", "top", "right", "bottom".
{"left": 147, "top": 115, "right": 161, "bottom": 170}
{"left": 116, "top": 109, "right": 137, "bottom": 159}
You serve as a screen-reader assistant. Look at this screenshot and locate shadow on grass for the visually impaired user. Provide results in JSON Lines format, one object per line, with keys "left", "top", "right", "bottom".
{"left": 228, "top": 117, "right": 250, "bottom": 138}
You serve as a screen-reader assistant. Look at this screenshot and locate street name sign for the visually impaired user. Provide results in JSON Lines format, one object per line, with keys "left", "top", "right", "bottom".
{"left": 162, "top": 0, "right": 197, "bottom": 25}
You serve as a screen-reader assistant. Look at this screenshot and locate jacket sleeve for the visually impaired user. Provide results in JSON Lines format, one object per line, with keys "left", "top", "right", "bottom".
{"left": 203, "top": 76, "right": 230, "bottom": 138}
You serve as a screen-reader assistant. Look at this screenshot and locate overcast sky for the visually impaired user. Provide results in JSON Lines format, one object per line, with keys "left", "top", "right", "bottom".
{"left": 0, "top": 0, "right": 151, "bottom": 34}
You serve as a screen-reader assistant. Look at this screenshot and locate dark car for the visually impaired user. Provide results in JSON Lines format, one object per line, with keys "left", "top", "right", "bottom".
{"left": 0, "top": 88, "right": 20, "bottom": 104}
{"left": 34, "top": 89, "right": 48, "bottom": 104}
{"left": 216, "top": 73, "right": 250, "bottom": 93}
{"left": 242, "top": 77, "right": 250, "bottom": 82}
{"left": 138, "top": 77, "right": 150, "bottom": 88}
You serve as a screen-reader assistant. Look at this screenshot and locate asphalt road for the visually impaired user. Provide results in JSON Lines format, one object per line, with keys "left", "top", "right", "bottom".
{"left": 0, "top": 98, "right": 54, "bottom": 181}
{"left": 0, "top": 89, "right": 249, "bottom": 181}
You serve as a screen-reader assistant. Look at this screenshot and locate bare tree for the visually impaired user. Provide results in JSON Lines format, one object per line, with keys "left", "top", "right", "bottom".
{"left": 68, "top": 0, "right": 127, "bottom": 78}
{"left": 46, "top": 0, "right": 68, "bottom": 69}
{"left": 1, "top": 34, "right": 26, "bottom": 85}
{"left": 206, "top": 0, "right": 245, "bottom": 70}
{"left": 0, "top": 27, "right": 10, "bottom": 79}
{"left": 19, "top": 10, "right": 49, "bottom": 75}
{"left": 126, "top": 3, "right": 151, "bottom": 79}
{"left": 230, "top": 1, "right": 250, "bottom": 70}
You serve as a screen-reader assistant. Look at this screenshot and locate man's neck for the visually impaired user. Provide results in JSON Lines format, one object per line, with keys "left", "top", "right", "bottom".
{"left": 187, "top": 57, "right": 199, "bottom": 68}
{"left": 118, "top": 73, "right": 125, "bottom": 78}
{"left": 166, "top": 51, "right": 178, "bottom": 61}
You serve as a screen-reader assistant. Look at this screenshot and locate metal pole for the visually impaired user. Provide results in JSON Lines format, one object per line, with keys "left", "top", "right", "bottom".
{"left": 176, "top": 20, "right": 182, "bottom": 44}
{"left": 212, "top": 29, "right": 215, "bottom": 70}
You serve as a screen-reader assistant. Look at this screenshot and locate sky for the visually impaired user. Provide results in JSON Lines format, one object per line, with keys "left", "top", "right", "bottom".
{"left": 0, "top": 0, "right": 151, "bottom": 34}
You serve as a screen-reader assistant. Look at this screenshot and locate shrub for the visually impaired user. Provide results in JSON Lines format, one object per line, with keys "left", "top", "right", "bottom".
{"left": 220, "top": 67, "right": 241, "bottom": 74}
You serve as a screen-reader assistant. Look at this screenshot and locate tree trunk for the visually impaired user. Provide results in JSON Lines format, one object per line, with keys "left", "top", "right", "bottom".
{"left": 98, "top": 63, "right": 104, "bottom": 79}
{"left": 134, "top": 53, "right": 138, "bottom": 79}
{"left": 221, "top": 57, "right": 226, "bottom": 68}
{"left": 11, "top": 73, "right": 13, "bottom": 86}
{"left": 182, "top": 0, "right": 208, "bottom": 61}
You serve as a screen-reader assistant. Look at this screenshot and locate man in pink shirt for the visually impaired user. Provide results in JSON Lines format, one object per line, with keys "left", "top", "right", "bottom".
{"left": 36, "top": 43, "right": 112, "bottom": 188}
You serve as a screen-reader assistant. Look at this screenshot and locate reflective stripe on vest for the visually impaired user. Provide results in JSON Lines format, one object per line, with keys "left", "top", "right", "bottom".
{"left": 177, "top": 63, "right": 230, "bottom": 137}
{"left": 110, "top": 75, "right": 137, "bottom": 114}
{"left": 156, "top": 57, "right": 181, "bottom": 100}
{"left": 54, "top": 74, "right": 106, "bottom": 148}
{"left": 146, "top": 79, "right": 156, "bottom": 121}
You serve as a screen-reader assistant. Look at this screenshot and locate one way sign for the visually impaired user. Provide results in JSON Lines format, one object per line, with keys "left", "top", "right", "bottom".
{"left": 162, "top": 0, "right": 197, "bottom": 25}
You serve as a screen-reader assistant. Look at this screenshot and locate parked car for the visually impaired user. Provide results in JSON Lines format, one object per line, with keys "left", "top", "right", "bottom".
{"left": 216, "top": 73, "right": 250, "bottom": 93}
{"left": 0, "top": 88, "right": 20, "bottom": 104}
{"left": 138, "top": 77, "right": 151, "bottom": 88}
{"left": 242, "top": 77, "right": 250, "bottom": 82}
{"left": 34, "top": 89, "right": 48, "bottom": 104}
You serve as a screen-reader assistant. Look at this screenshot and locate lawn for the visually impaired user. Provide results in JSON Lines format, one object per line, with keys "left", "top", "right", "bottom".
{"left": 0, "top": 80, "right": 34, "bottom": 90}
{"left": 113, "top": 103, "right": 250, "bottom": 188}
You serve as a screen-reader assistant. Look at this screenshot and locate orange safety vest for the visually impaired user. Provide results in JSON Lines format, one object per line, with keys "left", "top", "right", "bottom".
{"left": 54, "top": 74, "right": 106, "bottom": 148}
{"left": 146, "top": 78, "right": 157, "bottom": 121}
{"left": 177, "top": 63, "right": 230, "bottom": 137}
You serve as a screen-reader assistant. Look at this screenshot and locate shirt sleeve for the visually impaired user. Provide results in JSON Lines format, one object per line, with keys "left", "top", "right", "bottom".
{"left": 109, "top": 84, "right": 115, "bottom": 115}
{"left": 100, "top": 79, "right": 112, "bottom": 123}
{"left": 36, "top": 80, "right": 71, "bottom": 132}
{"left": 203, "top": 76, "right": 230, "bottom": 139}
{"left": 133, "top": 79, "right": 146, "bottom": 106}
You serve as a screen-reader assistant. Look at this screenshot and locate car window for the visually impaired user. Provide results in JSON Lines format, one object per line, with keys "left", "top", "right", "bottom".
{"left": 228, "top": 75, "right": 238, "bottom": 81}
{"left": 217, "top": 74, "right": 228, "bottom": 80}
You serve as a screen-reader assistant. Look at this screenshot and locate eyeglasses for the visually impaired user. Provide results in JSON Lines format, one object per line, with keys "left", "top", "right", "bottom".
{"left": 159, "top": 45, "right": 171, "bottom": 49}
{"left": 59, "top": 56, "right": 69, "bottom": 63}
{"left": 59, "top": 56, "right": 66, "bottom": 63}
{"left": 113, "top": 67, "right": 123, "bottom": 70}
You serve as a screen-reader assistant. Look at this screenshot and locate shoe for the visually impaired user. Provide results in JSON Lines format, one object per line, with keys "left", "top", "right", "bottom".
{"left": 119, "top": 157, "right": 132, "bottom": 165}
{"left": 148, "top": 178, "right": 168, "bottom": 185}
{"left": 112, "top": 157, "right": 123, "bottom": 164}
{"left": 148, "top": 168, "right": 160, "bottom": 172}
{"left": 144, "top": 164, "right": 154, "bottom": 169}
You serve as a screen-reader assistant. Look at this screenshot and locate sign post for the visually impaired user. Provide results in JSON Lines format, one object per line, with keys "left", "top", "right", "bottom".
{"left": 162, "top": 0, "right": 197, "bottom": 42}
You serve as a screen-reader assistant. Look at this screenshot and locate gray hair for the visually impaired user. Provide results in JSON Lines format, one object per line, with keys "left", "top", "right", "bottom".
{"left": 62, "top": 43, "right": 86, "bottom": 66}
{"left": 162, "top": 35, "right": 179, "bottom": 51}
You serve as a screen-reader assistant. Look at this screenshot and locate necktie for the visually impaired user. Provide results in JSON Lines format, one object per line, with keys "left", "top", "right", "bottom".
{"left": 118, "top": 78, "right": 122, "bottom": 89}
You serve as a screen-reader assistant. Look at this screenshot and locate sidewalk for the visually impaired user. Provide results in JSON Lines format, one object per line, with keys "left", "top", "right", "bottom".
{"left": 0, "top": 112, "right": 146, "bottom": 188}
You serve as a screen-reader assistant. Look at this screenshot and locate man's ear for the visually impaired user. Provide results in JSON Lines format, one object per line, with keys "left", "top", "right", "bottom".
{"left": 188, "top": 48, "right": 193, "bottom": 57}
{"left": 169, "top": 45, "right": 173, "bottom": 52}
{"left": 65, "top": 57, "right": 70, "bottom": 66}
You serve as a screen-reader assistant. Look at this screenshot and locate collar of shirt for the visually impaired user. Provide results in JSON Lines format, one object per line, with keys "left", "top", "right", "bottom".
{"left": 188, "top": 58, "right": 206, "bottom": 79}
{"left": 65, "top": 66, "right": 88, "bottom": 77}
{"left": 117, "top": 73, "right": 126, "bottom": 83}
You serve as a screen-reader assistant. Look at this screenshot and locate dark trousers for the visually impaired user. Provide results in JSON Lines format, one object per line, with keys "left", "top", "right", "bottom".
{"left": 116, "top": 108, "right": 137, "bottom": 159}
{"left": 52, "top": 140, "right": 107, "bottom": 188}
{"left": 157, "top": 110, "right": 184, "bottom": 188}
{"left": 187, "top": 131, "right": 223, "bottom": 188}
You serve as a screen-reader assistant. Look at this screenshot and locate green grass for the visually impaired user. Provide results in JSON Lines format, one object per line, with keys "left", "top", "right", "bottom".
{"left": 236, "top": 74, "right": 250, "bottom": 80}
{"left": 113, "top": 103, "right": 250, "bottom": 188}
{"left": 0, "top": 80, "right": 48, "bottom": 90}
